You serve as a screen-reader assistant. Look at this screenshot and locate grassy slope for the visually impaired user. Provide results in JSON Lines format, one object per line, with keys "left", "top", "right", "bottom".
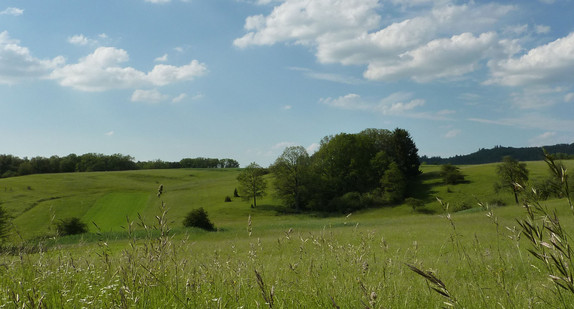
{"left": 1, "top": 160, "right": 572, "bottom": 240}
{"left": 1, "top": 161, "right": 574, "bottom": 307}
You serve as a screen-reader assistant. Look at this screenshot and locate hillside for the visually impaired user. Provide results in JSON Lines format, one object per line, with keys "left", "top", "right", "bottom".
{"left": 421, "top": 143, "right": 574, "bottom": 165}
{"left": 0, "top": 160, "right": 571, "bottom": 240}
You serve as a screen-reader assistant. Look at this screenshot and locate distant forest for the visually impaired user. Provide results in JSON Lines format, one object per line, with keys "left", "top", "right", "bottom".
{"left": 421, "top": 143, "right": 574, "bottom": 165}
{"left": 0, "top": 153, "right": 239, "bottom": 178}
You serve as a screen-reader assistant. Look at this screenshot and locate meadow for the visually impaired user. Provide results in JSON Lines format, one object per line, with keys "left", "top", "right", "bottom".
{"left": 0, "top": 161, "right": 573, "bottom": 308}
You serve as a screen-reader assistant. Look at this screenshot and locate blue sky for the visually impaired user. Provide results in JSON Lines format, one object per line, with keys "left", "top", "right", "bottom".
{"left": 1, "top": 0, "right": 573, "bottom": 167}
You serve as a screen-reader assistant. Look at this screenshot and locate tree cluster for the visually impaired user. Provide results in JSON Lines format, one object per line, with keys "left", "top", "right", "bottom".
{"left": 421, "top": 143, "right": 574, "bottom": 165}
{"left": 0, "top": 154, "right": 239, "bottom": 178}
{"left": 271, "top": 128, "right": 421, "bottom": 213}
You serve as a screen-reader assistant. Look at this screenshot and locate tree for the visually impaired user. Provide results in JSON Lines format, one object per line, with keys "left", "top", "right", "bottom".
{"left": 237, "top": 162, "right": 267, "bottom": 208}
{"left": 56, "top": 217, "right": 88, "bottom": 236}
{"left": 380, "top": 162, "right": 407, "bottom": 204}
{"left": 440, "top": 164, "right": 465, "bottom": 185}
{"left": 183, "top": 207, "right": 215, "bottom": 231}
{"left": 271, "top": 146, "right": 310, "bottom": 211}
{"left": 495, "top": 156, "right": 529, "bottom": 204}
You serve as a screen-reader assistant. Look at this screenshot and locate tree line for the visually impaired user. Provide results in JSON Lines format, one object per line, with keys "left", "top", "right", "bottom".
{"left": 0, "top": 153, "right": 239, "bottom": 178}
{"left": 421, "top": 143, "right": 574, "bottom": 165}
{"left": 238, "top": 128, "right": 421, "bottom": 213}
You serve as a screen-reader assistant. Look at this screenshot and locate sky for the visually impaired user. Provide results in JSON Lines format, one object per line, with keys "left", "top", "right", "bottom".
{"left": 1, "top": 0, "right": 573, "bottom": 167}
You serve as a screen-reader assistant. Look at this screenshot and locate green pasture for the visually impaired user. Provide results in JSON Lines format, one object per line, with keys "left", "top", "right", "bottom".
{"left": 1, "top": 160, "right": 574, "bottom": 307}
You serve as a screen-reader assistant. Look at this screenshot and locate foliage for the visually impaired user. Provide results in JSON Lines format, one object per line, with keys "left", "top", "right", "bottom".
{"left": 421, "top": 143, "right": 574, "bottom": 165}
{"left": 273, "top": 128, "right": 421, "bottom": 212}
{"left": 270, "top": 146, "right": 310, "bottom": 211}
{"left": 0, "top": 153, "right": 240, "bottom": 178}
{"left": 440, "top": 164, "right": 465, "bottom": 184}
{"left": 182, "top": 207, "right": 215, "bottom": 231}
{"left": 237, "top": 162, "right": 267, "bottom": 208}
{"left": 55, "top": 217, "right": 88, "bottom": 236}
{"left": 495, "top": 156, "right": 529, "bottom": 204}
{"left": 405, "top": 197, "right": 425, "bottom": 212}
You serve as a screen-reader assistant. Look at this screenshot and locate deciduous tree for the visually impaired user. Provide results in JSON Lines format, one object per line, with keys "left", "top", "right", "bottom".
{"left": 495, "top": 156, "right": 529, "bottom": 204}
{"left": 271, "top": 146, "right": 309, "bottom": 211}
{"left": 237, "top": 162, "right": 267, "bottom": 208}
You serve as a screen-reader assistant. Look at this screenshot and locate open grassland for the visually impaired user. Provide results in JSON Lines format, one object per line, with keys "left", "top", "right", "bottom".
{"left": 1, "top": 161, "right": 574, "bottom": 307}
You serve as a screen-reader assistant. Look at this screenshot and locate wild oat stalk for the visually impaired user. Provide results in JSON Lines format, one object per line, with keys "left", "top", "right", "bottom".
{"left": 406, "top": 263, "right": 458, "bottom": 307}
{"left": 254, "top": 269, "right": 274, "bottom": 308}
{"left": 516, "top": 152, "right": 574, "bottom": 304}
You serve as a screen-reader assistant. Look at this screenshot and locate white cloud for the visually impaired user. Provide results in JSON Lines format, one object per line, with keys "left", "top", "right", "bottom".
{"left": 319, "top": 93, "right": 369, "bottom": 110}
{"left": 145, "top": 0, "right": 171, "bottom": 3}
{"left": 376, "top": 92, "right": 426, "bottom": 115}
{"left": 67, "top": 33, "right": 109, "bottom": 47}
{"left": 68, "top": 35, "right": 90, "bottom": 46}
{"left": 529, "top": 132, "right": 558, "bottom": 146}
{"left": 131, "top": 89, "right": 170, "bottom": 103}
{"left": 535, "top": 25, "right": 551, "bottom": 34}
{"left": 105, "top": 131, "right": 115, "bottom": 136}
{"left": 235, "top": 1, "right": 514, "bottom": 83}
{"left": 172, "top": 93, "right": 187, "bottom": 103}
{"left": 282, "top": 105, "right": 292, "bottom": 110}
{"left": 444, "top": 129, "right": 461, "bottom": 138}
{"left": 155, "top": 54, "right": 168, "bottom": 62}
{"left": 565, "top": 93, "right": 574, "bottom": 102}
{"left": 50, "top": 47, "right": 207, "bottom": 91}
{"left": 306, "top": 143, "right": 320, "bottom": 154}
{"left": 487, "top": 32, "right": 574, "bottom": 87}
{"left": 365, "top": 32, "right": 498, "bottom": 82}
{"left": 0, "top": 31, "right": 64, "bottom": 85}
{"left": 1, "top": 7, "right": 23, "bottom": 16}
{"left": 320, "top": 92, "right": 431, "bottom": 117}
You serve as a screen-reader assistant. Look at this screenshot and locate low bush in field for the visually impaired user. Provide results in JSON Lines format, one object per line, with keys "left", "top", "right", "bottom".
{"left": 183, "top": 207, "right": 215, "bottom": 231}
{"left": 55, "top": 217, "right": 88, "bottom": 236}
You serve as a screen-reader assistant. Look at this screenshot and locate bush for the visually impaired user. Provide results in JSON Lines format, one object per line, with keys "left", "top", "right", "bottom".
{"left": 224, "top": 196, "right": 232, "bottom": 202}
{"left": 183, "top": 207, "right": 215, "bottom": 231}
{"left": 56, "top": 217, "right": 88, "bottom": 236}
{"left": 405, "top": 197, "right": 425, "bottom": 212}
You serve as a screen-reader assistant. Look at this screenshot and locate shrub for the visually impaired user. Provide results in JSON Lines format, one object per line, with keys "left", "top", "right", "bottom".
{"left": 183, "top": 207, "right": 215, "bottom": 231}
{"left": 56, "top": 217, "right": 88, "bottom": 236}
{"left": 405, "top": 197, "right": 425, "bottom": 212}
{"left": 224, "top": 196, "right": 232, "bottom": 202}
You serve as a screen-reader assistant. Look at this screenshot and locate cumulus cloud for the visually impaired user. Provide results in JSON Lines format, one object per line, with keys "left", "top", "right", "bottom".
{"left": 0, "top": 31, "right": 64, "bottom": 85}
{"left": 235, "top": 1, "right": 515, "bottom": 83}
{"left": 487, "top": 32, "right": 574, "bottom": 87}
{"left": 1, "top": 7, "right": 24, "bottom": 16}
{"left": 67, "top": 34, "right": 108, "bottom": 46}
{"left": 155, "top": 54, "right": 168, "bottom": 62}
{"left": 131, "top": 89, "right": 170, "bottom": 103}
{"left": 319, "top": 93, "right": 369, "bottom": 110}
{"left": 50, "top": 46, "right": 207, "bottom": 91}
{"left": 365, "top": 32, "right": 498, "bottom": 82}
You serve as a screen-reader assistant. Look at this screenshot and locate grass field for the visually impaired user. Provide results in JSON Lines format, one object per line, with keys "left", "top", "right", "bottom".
{"left": 1, "top": 161, "right": 574, "bottom": 307}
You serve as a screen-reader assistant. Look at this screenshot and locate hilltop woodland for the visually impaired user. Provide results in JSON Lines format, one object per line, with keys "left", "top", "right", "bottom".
{"left": 421, "top": 143, "right": 574, "bottom": 165}
{"left": 269, "top": 128, "right": 420, "bottom": 213}
{"left": 0, "top": 153, "right": 239, "bottom": 178}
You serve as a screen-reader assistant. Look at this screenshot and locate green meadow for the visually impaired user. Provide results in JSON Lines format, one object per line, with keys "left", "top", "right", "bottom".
{"left": 1, "top": 161, "right": 574, "bottom": 307}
